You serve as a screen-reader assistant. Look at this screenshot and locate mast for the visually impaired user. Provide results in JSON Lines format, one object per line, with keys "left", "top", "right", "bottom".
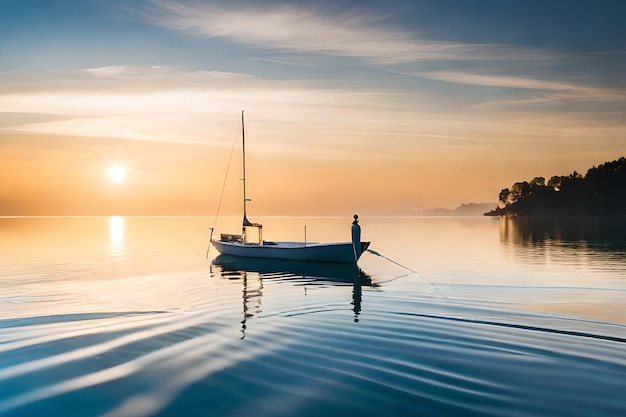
{"left": 242, "top": 111, "right": 252, "bottom": 228}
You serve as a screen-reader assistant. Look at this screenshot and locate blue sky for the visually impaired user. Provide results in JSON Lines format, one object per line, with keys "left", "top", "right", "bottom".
{"left": 1, "top": 0, "right": 625, "bottom": 214}
{"left": 3, "top": 1, "right": 625, "bottom": 70}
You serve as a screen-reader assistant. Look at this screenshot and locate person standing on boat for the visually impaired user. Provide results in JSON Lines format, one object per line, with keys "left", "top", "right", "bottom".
{"left": 352, "top": 214, "right": 362, "bottom": 260}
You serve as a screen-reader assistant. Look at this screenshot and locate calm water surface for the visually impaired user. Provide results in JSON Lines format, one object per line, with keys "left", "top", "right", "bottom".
{"left": 0, "top": 216, "right": 625, "bottom": 417}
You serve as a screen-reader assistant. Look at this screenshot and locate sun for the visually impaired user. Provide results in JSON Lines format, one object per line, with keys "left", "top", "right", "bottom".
{"left": 108, "top": 165, "right": 126, "bottom": 183}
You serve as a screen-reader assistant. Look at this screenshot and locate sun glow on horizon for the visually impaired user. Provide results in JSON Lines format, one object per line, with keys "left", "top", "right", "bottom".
{"left": 108, "top": 165, "right": 126, "bottom": 183}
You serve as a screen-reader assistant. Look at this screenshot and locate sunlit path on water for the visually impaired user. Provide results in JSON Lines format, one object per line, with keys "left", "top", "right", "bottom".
{"left": 109, "top": 216, "right": 126, "bottom": 258}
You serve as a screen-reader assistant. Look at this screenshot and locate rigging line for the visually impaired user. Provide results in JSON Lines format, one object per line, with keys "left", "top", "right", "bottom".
{"left": 366, "top": 248, "right": 453, "bottom": 303}
{"left": 212, "top": 124, "right": 241, "bottom": 229}
{"left": 206, "top": 124, "right": 240, "bottom": 259}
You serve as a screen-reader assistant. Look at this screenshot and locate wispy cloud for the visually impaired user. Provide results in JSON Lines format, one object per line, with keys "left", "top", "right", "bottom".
{"left": 0, "top": 66, "right": 432, "bottom": 146}
{"left": 137, "top": 0, "right": 550, "bottom": 64}
{"left": 418, "top": 71, "right": 584, "bottom": 91}
{"left": 2, "top": 66, "right": 624, "bottom": 160}
{"left": 415, "top": 70, "right": 626, "bottom": 109}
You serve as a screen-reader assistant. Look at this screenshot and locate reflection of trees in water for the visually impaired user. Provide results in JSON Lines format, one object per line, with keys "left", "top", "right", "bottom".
{"left": 211, "top": 255, "right": 374, "bottom": 337}
{"left": 500, "top": 216, "right": 626, "bottom": 245}
{"left": 499, "top": 216, "right": 626, "bottom": 268}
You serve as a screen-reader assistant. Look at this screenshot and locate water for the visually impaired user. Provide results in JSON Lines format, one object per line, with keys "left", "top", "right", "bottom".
{"left": 0, "top": 216, "right": 625, "bottom": 417}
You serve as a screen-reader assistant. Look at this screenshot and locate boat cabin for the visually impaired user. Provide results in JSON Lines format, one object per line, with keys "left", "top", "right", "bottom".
{"left": 220, "top": 221, "right": 263, "bottom": 245}
{"left": 220, "top": 233, "right": 242, "bottom": 243}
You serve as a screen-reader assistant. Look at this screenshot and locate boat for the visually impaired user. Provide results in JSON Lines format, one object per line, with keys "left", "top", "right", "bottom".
{"left": 210, "top": 111, "right": 370, "bottom": 264}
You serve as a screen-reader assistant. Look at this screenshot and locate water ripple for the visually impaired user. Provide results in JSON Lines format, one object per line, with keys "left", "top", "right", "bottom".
{"left": 1, "top": 279, "right": 624, "bottom": 417}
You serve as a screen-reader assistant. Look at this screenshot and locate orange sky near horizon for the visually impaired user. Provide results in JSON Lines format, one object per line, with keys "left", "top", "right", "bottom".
{"left": 1, "top": 125, "right": 622, "bottom": 217}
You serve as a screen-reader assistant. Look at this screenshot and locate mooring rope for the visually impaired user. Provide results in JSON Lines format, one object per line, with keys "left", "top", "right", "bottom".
{"left": 367, "top": 249, "right": 453, "bottom": 303}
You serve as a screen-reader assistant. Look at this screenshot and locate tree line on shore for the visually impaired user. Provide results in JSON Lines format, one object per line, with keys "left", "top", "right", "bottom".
{"left": 485, "top": 156, "right": 626, "bottom": 216}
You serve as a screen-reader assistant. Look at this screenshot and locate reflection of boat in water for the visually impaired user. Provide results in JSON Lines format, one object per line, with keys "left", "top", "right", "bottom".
{"left": 212, "top": 254, "right": 374, "bottom": 286}
{"left": 210, "top": 112, "right": 370, "bottom": 264}
{"left": 211, "top": 254, "right": 373, "bottom": 337}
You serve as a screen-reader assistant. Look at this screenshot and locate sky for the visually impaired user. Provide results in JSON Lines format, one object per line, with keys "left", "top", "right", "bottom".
{"left": 1, "top": 0, "right": 625, "bottom": 216}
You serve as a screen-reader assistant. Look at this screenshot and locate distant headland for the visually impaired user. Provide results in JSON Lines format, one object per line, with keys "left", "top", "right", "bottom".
{"left": 422, "top": 202, "right": 496, "bottom": 217}
{"left": 485, "top": 157, "right": 626, "bottom": 217}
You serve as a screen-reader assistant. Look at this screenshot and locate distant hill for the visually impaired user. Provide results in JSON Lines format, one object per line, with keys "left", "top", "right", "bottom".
{"left": 485, "top": 156, "right": 626, "bottom": 217}
{"left": 422, "top": 202, "right": 496, "bottom": 216}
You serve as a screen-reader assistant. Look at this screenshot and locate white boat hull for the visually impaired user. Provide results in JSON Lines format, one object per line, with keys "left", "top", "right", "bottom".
{"left": 212, "top": 240, "right": 369, "bottom": 264}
